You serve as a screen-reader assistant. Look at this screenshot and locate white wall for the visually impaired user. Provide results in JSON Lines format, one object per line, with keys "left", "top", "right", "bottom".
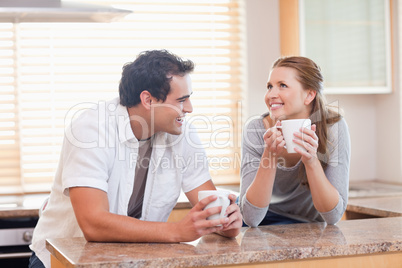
{"left": 325, "top": 94, "right": 378, "bottom": 182}
{"left": 245, "top": 0, "right": 402, "bottom": 183}
{"left": 375, "top": 0, "right": 402, "bottom": 184}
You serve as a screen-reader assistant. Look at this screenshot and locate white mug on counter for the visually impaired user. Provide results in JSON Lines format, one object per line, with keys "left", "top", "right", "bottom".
{"left": 198, "top": 190, "right": 230, "bottom": 222}
{"left": 276, "top": 118, "right": 311, "bottom": 154}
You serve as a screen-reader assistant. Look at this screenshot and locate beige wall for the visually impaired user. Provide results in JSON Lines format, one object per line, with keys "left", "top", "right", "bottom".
{"left": 244, "top": 0, "right": 280, "bottom": 118}
{"left": 244, "top": 0, "right": 402, "bottom": 183}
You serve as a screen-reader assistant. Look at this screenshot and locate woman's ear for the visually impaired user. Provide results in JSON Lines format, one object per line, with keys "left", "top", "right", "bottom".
{"left": 304, "top": 90, "right": 317, "bottom": 105}
{"left": 140, "top": 90, "right": 153, "bottom": 110}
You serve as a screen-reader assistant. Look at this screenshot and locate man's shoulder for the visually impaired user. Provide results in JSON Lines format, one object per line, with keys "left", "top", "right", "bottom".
{"left": 69, "top": 97, "right": 121, "bottom": 125}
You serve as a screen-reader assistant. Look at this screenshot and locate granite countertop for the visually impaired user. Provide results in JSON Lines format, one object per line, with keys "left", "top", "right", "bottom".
{"left": 347, "top": 196, "right": 402, "bottom": 217}
{"left": 47, "top": 217, "right": 402, "bottom": 267}
{"left": 349, "top": 181, "right": 402, "bottom": 198}
{"left": 0, "top": 194, "right": 48, "bottom": 218}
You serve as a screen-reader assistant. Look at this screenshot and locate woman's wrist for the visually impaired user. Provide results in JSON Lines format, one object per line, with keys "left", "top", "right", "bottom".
{"left": 304, "top": 157, "right": 323, "bottom": 183}
{"left": 261, "top": 149, "right": 277, "bottom": 170}
{"left": 303, "top": 154, "right": 321, "bottom": 169}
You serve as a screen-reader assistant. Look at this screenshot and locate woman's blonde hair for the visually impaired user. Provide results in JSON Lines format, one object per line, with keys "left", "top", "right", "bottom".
{"left": 272, "top": 56, "right": 342, "bottom": 186}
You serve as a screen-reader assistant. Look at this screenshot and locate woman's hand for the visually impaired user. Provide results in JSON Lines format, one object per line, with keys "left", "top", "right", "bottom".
{"left": 263, "top": 121, "right": 286, "bottom": 157}
{"left": 293, "top": 124, "right": 319, "bottom": 166}
{"left": 219, "top": 194, "right": 242, "bottom": 237}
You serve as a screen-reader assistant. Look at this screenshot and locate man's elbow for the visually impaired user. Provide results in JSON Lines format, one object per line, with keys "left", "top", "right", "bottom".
{"left": 80, "top": 223, "right": 101, "bottom": 242}
{"left": 76, "top": 217, "right": 106, "bottom": 242}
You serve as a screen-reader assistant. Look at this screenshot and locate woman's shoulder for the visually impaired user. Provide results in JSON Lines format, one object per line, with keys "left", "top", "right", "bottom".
{"left": 327, "top": 117, "right": 350, "bottom": 146}
{"left": 245, "top": 113, "right": 269, "bottom": 130}
{"left": 242, "top": 114, "right": 268, "bottom": 145}
{"left": 328, "top": 117, "right": 349, "bottom": 132}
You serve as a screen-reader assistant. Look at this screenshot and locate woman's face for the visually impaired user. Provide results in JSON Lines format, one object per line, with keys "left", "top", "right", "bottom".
{"left": 265, "top": 66, "right": 313, "bottom": 121}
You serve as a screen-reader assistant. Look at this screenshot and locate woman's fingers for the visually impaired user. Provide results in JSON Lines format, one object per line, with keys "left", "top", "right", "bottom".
{"left": 293, "top": 125, "right": 319, "bottom": 161}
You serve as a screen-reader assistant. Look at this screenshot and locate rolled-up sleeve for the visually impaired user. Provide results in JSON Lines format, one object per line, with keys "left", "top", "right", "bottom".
{"left": 319, "top": 118, "right": 351, "bottom": 224}
{"left": 239, "top": 118, "right": 268, "bottom": 227}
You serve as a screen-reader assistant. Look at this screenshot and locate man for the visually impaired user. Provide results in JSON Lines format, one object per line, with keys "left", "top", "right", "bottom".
{"left": 29, "top": 50, "right": 242, "bottom": 268}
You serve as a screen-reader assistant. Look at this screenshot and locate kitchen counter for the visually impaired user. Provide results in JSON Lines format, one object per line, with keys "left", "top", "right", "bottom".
{"left": 0, "top": 186, "right": 239, "bottom": 218}
{"left": 0, "top": 194, "right": 47, "bottom": 218}
{"left": 349, "top": 180, "right": 402, "bottom": 198}
{"left": 47, "top": 217, "right": 402, "bottom": 268}
{"left": 5, "top": 181, "right": 401, "bottom": 219}
{"left": 347, "top": 196, "right": 402, "bottom": 218}
{"left": 0, "top": 207, "right": 38, "bottom": 218}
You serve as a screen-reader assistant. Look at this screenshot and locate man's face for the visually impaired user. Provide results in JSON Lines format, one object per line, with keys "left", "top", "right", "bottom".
{"left": 151, "top": 74, "right": 193, "bottom": 135}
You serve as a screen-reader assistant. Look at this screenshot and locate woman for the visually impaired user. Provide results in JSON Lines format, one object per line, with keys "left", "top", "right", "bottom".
{"left": 239, "top": 56, "right": 351, "bottom": 227}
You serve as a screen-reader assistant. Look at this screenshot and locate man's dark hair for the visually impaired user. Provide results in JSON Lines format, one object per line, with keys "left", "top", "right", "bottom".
{"left": 119, "top": 50, "right": 195, "bottom": 107}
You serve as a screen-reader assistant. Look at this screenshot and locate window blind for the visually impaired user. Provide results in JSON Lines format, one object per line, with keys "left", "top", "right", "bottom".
{"left": 0, "top": 0, "right": 244, "bottom": 194}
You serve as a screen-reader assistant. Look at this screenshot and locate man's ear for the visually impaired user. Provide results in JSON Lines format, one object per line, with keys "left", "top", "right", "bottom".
{"left": 304, "top": 90, "right": 317, "bottom": 105}
{"left": 140, "top": 90, "right": 153, "bottom": 110}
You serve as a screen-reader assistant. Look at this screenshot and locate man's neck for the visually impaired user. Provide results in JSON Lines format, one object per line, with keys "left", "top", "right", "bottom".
{"left": 127, "top": 106, "right": 153, "bottom": 141}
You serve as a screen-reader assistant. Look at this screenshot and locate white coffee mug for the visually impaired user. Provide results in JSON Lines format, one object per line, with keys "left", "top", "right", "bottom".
{"left": 276, "top": 119, "right": 311, "bottom": 154}
{"left": 198, "top": 190, "right": 230, "bottom": 222}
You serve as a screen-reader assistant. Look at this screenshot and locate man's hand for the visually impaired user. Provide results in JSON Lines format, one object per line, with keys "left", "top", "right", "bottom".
{"left": 175, "top": 193, "right": 242, "bottom": 242}
{"left": 176, "top": 180, "right": 243, "bottom": 241}
{"left": 173, "top": 194, "right": 230, "bottom": 242}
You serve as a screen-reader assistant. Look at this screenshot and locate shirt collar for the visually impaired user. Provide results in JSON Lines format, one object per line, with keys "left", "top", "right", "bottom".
{"left": 115, "top": 102, "right": 136, "bottom": 144}
{"left": 115, "top": 101, "right": 167, "bottom": 146}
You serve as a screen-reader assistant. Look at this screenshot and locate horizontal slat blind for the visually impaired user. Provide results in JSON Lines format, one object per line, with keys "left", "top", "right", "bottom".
{"left": 0, "top": 23, "right": 22, "bottom": 193}
{"left": 0, "top": 0, "right": 244, "bottom": 194}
